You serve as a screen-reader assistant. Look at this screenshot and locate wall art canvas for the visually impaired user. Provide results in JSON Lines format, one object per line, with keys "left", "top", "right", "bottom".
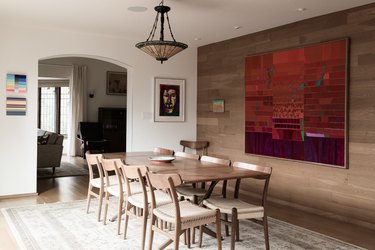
{"left": 6, "top": 97, "right": 27, "bottom": 116}
{"left": 106, "top": 71, "right": 127, "bottom": 95}
{"left": 154, "top": 78, "right": 185, "bottom": 122}
{"left": 6, "top": 74, "right": 27, "bottom": 93}
{"left": 245, "top": 39, "right": 348, "bottom": 168}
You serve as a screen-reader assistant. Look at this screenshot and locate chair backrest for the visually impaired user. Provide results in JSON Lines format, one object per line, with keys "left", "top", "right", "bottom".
{"left": 201, "top": 155, "right": 231, "bottom": 166}
{"left": 100, "top": 158, "right": 124, "bottom": 188}
{"left": 153, "top": 147, "right": 174, "bottom": 156}
{"left": 85, "top": 152, "right": 103, "bottom": 181}
{"left": 174, "top": 151, "right": 200, "bottom": 160}
{"left": 232, "top": 162, "right": 272, "bottom": 176}
{"left": 180, "top": 140, "right": 209, "bottom": 155}
{"left": 79, "top": 122, "right": 103, "bottom": 140}
{"left": 200, "top": 155, "right": 230, "bottom": 190}
{"left": 121, "top": 164, "right": 148, "bottom": 179}
{"left": 232, "top": 161, "right": 272, "bottom": 206}
{"left": 120, "top": 164, "right": 149, "bottom": 196}
{"left": 146, "top": 172, "right": 182, "bottom": 219}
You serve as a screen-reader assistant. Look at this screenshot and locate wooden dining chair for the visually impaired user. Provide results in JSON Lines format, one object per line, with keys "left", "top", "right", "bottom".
{"left": 146, "top": 172, "right": 222, "bottom": 250}
{"left": 202, "top": 162, "right": 272, "bottom": 250}
{"left": 120, "top": 164, "right": 171, "bottom": 250}
{"left": 153, "top": 147, "right": 175, "bottom": 156}
{"left": 101, "top": 158, "right": 124, "bottom": 234}
{"left": 101, "top": 158, "right": 143, "bottom": 235}
{"left": 176, "top": 155, "right": 230, "bottom": 243}
{"left": 180, "top": 140, "right": 209, "bottom": 155}
{"left": 85, "top": 152, "right": 106, "bottom": 221}
{"left": 174, "top": 151, "right": 200, "bottom": 160}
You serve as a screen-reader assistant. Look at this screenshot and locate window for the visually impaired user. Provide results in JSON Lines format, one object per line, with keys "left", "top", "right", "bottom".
{"left": 38, "top": 85, "right": 70, "bottom": 135}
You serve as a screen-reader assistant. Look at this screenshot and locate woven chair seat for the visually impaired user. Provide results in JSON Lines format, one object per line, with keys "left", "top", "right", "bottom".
{"left": 203, "top": 197, "right": 264, "bottom": 219}
{"left": 90, "top": 175, "right": 118, "bottom": 188}
{"left": 106, "top": 182, "right": 143, "bottom": 197}
{"left": 154, "top": 200, "right": 217, "bottom": 229}
{"left": 127, "top": 190, "right": 171, "bottom": 208}
{"left": 176, "top": 185, "right": 207, "bottom": 197}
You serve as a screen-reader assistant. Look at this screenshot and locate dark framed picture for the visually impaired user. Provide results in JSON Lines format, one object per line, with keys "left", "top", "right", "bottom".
{"left": 154, "top": 78, "right": 185, "bottom": 122}
{"left": 106, "top": 71, "right": 127, "bottom": 95}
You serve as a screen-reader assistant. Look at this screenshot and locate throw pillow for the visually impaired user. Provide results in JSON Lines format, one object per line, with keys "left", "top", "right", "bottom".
{"left": 45, "top": 132, "right": 58, "bottom": 144}
{"left": 37, "top": 134, "right": 49, "bottom": 145}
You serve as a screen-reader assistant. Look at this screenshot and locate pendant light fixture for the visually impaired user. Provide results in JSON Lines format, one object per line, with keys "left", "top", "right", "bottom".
{"left": 135, "top": 0, "right": 188, "bottom": 64}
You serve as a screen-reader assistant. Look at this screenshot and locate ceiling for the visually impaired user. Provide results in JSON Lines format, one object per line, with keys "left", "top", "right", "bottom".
{"left": 1, "top": 0, "right": 374, "bottom": 48}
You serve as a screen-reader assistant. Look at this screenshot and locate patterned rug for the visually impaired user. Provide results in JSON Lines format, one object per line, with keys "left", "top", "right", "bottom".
{"left": 37, "top": 162, "right": 88, "bottom": 178}
{"left": 1, "top": 200, "right": 363, "bottom": 250}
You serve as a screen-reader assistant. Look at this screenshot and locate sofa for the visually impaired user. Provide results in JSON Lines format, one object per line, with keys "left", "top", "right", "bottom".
{"left": 37, "top": 129, "right": 64, "bottom": 173}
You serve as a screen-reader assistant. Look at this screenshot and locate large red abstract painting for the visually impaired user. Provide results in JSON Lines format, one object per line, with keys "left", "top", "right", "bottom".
{"left": 245, "top": 39, "right": 348, "bottom": 167}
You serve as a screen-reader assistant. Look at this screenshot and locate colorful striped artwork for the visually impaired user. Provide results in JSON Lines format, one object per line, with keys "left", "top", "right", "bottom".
{"left": 6, "top": 74, "right": 27, "bottom": 93}
{"left": 245, "top": 39, "right": 348, "bottom": 168}
{"left": 6, "top": 97, "right": 27, "bottom": 116}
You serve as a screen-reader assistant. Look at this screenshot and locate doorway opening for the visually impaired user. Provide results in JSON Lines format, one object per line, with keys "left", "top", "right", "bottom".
{"left": 37, "top": 56, "right": 129, "bottom": 183}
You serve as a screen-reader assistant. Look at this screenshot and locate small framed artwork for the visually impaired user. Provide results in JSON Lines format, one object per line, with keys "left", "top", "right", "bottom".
{"left": 213, "top": 99, "right": 225, "bottom": 112}
{"left": 154, "top": 78, "right": 185, "bottom": 122}
{"left": 6, "top": 97, "right": 26, "bottom": 116}
{"left": 106, "top": 71, "right": 127, "bottom": 95}
{"left": 6, "top": 73, "right": 27, "bottom": 93}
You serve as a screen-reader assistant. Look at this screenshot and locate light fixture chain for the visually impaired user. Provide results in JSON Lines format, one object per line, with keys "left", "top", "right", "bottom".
{"left": 160, "top": 11, "right": 165, "bottom": 41}
{"left": 147, "top": 12, "right": 160, "bottom": 41}
{"left": 166, "top": 13, "right": 176, "bottom": 42}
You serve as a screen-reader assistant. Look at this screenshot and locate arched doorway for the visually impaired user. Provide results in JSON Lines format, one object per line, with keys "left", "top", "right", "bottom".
{"left": 37, "top": 55, "right": 132, "bottom": 179}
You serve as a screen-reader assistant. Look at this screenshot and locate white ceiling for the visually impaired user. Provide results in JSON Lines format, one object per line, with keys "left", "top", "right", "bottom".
{"left": 1, "top": 0, "right": 374, "bottom": 48}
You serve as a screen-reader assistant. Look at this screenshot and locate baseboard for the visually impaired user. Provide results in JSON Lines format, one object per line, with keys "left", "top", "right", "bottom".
{"left": 0, "top": 193, "right": 38, "bottom": 200}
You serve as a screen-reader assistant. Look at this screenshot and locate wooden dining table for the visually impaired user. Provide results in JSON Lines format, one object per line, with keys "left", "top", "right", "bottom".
{"left": 104, "top": 151, "right": 269, "bottom": 204}
{"left": 103, "top": 151, "right": 269, "bottom": 184}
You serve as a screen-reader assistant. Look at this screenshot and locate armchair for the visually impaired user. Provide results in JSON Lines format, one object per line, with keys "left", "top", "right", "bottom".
{"left": 77, "top": 122, "right": 107, "bottom": 159}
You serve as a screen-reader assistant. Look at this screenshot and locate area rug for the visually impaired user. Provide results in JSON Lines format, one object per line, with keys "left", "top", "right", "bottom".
{"left": 1, "top": 200, "right": 363, "bottom": 250}
{"left": 37, "top": 162, "right": 88, "bottom": 179}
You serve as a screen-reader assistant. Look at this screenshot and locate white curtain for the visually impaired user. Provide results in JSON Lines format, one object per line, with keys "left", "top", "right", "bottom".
{"left": 67, "top": 65, "right": 87, "bottom": 156}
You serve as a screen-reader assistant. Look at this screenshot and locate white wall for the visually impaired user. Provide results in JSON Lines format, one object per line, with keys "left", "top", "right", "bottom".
{"left": 39, "top": 57, "right": 127, "bottom": 121}
{"left": 0, "top": 23, "right": 197, "bottom": 196}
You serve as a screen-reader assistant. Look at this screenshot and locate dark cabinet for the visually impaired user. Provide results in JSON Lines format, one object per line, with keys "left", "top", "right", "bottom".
{"left": 98, "top": 107, "right": 126, "bottom": 152}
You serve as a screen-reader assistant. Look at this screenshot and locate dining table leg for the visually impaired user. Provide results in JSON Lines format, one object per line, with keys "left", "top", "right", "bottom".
{"left": 198, "top": 181, "right": 219, "bottom": 204}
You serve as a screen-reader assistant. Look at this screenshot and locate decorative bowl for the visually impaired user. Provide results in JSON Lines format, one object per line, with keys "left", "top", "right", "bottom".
{"left": 149, "top": 156, "right": 175, "bottom": 163}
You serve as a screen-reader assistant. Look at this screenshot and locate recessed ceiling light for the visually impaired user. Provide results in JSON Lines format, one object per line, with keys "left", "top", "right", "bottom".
{"left": 297, "top": 8, "right": 307, "bottom": 12}
{"left": 194, "top": 37, "right": 202, "bottom": 41}
{"left": 128, "top": 6, "right": 148, "bottom": 12}
{"left": 234, "top": 25, "right": 242, "bottom": 30}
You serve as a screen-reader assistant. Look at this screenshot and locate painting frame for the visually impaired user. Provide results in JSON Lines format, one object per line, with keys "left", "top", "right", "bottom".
{"left": 154, "top": 77, "right": 185, "bottom": 122}
{"left": 244, "top": 38, "right": 349, "bottom": 168}
{"left": 106, "top": 71, "right": 127, "bottom": 96}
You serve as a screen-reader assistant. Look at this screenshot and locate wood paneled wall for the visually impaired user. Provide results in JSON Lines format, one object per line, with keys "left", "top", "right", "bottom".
{"left": 197, "top": 4, "right": 375, "bottom": 228}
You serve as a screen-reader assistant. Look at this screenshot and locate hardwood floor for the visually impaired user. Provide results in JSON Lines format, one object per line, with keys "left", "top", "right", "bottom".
{"left": 0, "top": 156, "right": 374, "bottom": 250}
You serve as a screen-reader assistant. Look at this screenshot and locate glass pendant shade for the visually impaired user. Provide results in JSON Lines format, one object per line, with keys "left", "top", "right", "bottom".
{"left": 135, "top": 1, "right": 188, "bottom": 63}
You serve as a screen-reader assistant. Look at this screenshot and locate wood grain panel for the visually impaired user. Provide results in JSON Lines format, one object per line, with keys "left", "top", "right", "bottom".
{"left": 197, "top": 3, "right": 375, "bottom": 229}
